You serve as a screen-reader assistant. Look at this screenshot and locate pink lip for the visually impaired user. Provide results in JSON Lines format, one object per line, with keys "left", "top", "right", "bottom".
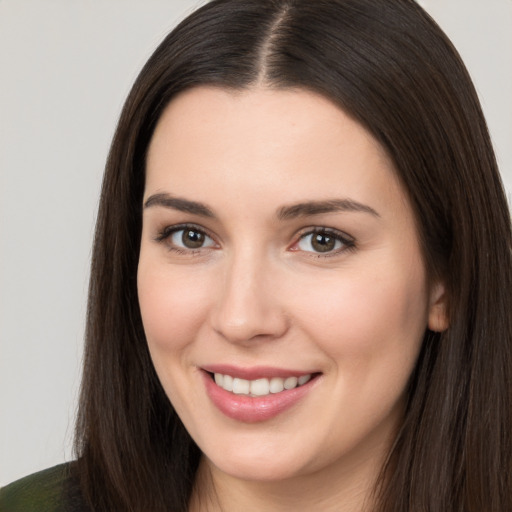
{"left": 201, "top": 369, "right": 320, "bottom": 423}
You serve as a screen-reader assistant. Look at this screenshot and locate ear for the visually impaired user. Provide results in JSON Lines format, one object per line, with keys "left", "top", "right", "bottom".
{"left": 428, "top": 281, "right": 449, "bottom": 332}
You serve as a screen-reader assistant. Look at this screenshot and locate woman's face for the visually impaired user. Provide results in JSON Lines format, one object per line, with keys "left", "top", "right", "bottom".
{"left": 138, "top": 87, "right": 446, "bottom": 489}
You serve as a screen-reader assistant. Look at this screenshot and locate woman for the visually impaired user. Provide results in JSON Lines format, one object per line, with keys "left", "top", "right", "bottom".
{"left": 2, "top": 0, "right": 511, "bottom": 510}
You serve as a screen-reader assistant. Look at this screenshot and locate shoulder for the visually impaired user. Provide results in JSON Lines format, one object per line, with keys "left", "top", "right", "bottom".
{"left": 0, "top": 462, "right": 89, "bottom": 512}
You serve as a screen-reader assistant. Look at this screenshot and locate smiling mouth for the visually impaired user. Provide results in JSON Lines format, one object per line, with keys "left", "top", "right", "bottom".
{"left": 210, "top": 372, "right": 316, "bottom": 397}
{"left": 203, "top": 368, "right": 321, "bottom": 422}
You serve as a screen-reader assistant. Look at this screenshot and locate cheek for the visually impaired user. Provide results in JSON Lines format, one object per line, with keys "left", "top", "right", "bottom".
{"left": 137, "top": 263, "right": 212, "bottom": 352}
{"left": 291, "top": 257, "right": 429, "bottom": 367}
{"left": 137, "top": 261, "right": 216, "bottom": 416}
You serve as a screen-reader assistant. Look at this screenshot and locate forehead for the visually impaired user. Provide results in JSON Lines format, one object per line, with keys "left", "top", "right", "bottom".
{"left": 148, "top": 86, "right": 386, "bottom": 160}
{"left": 145, "top": 86, "right": 406, "bottom": 219}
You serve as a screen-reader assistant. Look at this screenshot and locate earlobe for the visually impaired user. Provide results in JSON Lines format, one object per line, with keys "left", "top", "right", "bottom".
{"left": 428, "top": 282, "right": 449, "bottom": 332}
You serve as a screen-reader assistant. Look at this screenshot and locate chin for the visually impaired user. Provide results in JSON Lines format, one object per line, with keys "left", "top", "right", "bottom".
{"left": 202, "top": 439, "right": 318, "bottom": 483}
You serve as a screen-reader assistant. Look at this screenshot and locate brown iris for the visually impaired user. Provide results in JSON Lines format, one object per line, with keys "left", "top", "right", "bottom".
{"left": 311, "top": 232, "right": 336, "bottom": 253}
{"left": 182, "top": 229, "right": 205, "bottom": 249}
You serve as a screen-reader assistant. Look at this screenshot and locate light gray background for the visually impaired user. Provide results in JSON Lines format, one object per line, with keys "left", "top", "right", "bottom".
{"left": 1, "top": 0, "right": 511, "bottom": 486}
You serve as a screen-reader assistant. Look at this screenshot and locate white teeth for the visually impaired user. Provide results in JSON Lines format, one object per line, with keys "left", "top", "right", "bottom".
{"left": 213, "top": 373, "right": 313, "bottom": 396}
{"left": 223, "top": 374, "right": 233, "bottom": 392}
{"left": 269, "top": 377, "right": 284, "bottom": 393}
{"left": 298, "top": 374, "right": 311, "bottom": 386}
{"left": 250, "top": 378, "right": 270, "bottom": 396}
{"left": 232, "top": 378, "right": 250, "bottom": 394}
{"left": 284, "top": 376, "right": 298, "bottom": 389}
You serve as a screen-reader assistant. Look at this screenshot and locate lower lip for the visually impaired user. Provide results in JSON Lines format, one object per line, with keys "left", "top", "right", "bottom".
{"left": 202, "top": 371, "right": 319, "bottom": 423}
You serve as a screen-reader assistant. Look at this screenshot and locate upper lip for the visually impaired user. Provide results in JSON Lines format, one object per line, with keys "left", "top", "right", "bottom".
{"left": 201, "top": 364, "right": 318, "bottom": 380}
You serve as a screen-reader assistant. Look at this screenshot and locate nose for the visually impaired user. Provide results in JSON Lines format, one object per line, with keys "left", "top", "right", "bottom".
{"left": 210, "top": 252, "right": 289, "bottom": 345}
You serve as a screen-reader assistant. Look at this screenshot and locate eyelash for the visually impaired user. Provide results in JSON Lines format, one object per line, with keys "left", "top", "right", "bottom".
{"left": 154, "top": 224, "right": 356, "bottom": 257}
{"left": 155, "top": 223, "right": 217, "bottom": 255}
{"left": 293, "top": 227, "right": 356, "bottom": 258}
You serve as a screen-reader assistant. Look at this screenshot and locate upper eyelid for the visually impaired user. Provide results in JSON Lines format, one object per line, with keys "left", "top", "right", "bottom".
{"left": 295, "top": 226, "right": 354, "bottom": 242}
{"left": 155, "top": 223, "right": 216, "bottom": 241}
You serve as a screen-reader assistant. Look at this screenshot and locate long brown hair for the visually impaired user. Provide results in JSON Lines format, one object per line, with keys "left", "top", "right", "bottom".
{"left": 75, "top": 0, "right": 512, "bottom": 510}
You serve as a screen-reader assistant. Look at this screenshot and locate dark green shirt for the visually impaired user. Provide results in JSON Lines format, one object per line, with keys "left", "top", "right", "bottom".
{"left": 0, "top": 463, "right": 88, "bottom": 512}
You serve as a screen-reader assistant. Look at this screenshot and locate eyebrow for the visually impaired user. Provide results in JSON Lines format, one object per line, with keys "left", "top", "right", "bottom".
{"left": 144, "top": 193, "right": 215, "bottom": 217}
{"left": 277, "top": 199, "right": 379, "bottom": 220}
{"left": 143, "top": 193, "right": 379, "bottom": 220}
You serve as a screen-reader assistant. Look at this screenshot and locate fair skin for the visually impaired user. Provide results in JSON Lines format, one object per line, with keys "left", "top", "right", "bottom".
{"left": 137, "top": 86, "right": 447, "bottom": 512}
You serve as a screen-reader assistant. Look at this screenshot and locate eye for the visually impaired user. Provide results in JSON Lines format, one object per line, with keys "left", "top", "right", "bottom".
{"left": 156, "top": 225, "right": 217, "bottom": 252}
{"left": 294, "top": 228, "right": 355, "bottom": 255}
{"left": 171, "top": 228, "right": 215, "bottom": 249}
